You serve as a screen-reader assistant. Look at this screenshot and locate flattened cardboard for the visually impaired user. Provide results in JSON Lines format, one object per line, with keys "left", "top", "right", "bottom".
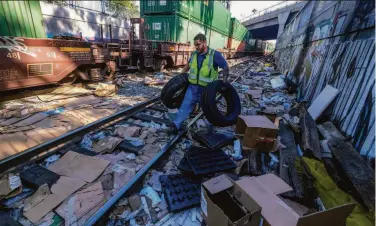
{"left": 308, "top": 85, "right": 339, "bottom": 120}
{"left": 251, "top": 173, "right": 292, "bottom": 195}
{"left": 236, "top": 115, "right": 278, "bottom": 151}
{"left": 23, "top": 176, "right": 86, "bottom": 224}
{"left": 236, "top": 174, "right": 356, "bottom": 226}
{"left": 48, "top": 151, "right": 110, "bottom": 183}
{"left": 202, "top": 175, "right": 261, "bottom": 226}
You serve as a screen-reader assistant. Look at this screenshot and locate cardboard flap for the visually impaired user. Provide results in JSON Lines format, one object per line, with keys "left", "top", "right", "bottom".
{"left": 236, "top": 176, "right": 300, "bottom": 226}
{"left": 297, "top": 203, "right": 356, "bottom": 226}
{"left": 252, "top": 174, "right": 293, "bottom": 195}
{"left": 203, "top": 174, "right": 233, "bottom": 194}
{"left": 239, "top": 115, "right": 277, "bottom": 129}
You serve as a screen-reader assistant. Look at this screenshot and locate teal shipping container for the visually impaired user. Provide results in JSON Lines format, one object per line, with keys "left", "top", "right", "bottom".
{"left": 140, "top": 0, "right": 230, "bottom": 36}
{"left": 208, "top": 28, "right": 228, "bottom": 50}
{"left": 144, "top": 15, "right": 190, "bottom": 43}
{"left": 0, "top": 0, "right": 46, "bottom": 38}
{"left": 230, "top": 17, "right": 249, "bottom": 42}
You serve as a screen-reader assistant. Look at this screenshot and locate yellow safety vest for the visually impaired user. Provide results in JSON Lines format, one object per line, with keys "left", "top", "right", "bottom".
{"left": 188, "top": 48, "right": 219, "bottom": 86}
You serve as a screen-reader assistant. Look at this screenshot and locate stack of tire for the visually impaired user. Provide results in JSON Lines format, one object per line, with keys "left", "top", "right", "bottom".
{"left": 201, "top": 80, "right": 241, "bottom": 127}
{"left": 161, "top": 74, "right": 241, "bottom": 127}
{"left": 161, "top": 73, "right": 189, "bottom": 109}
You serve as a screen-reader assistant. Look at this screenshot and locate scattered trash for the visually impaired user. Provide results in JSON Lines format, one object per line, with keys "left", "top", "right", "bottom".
{"left": 126, "top": 153, "right": 137, "bottom": 160}
{"left": 140, "top": 186, "right": 161, "bottom": 207}
{"left": 95, "top": 83, "right": 118, "bottom": 97}
{"left": 42, "top": 154, "right": 61, "bottom": 168}
{"left": 231, "top": 139, "right": 243, "bottom": 160}
{"left": 270, "top": 76, "right": 286, "bottom": 89}
{"left": 45, "top": 107, "right": 65, "bottom": 116}
{"left": 80, "top": 134, "right": 93, "bottom": 151}
{"left": 0, "top": 173, "right": 22, "bottom": 199}
{"left": 92, "top": 131, "right": 106, "bottom": 140}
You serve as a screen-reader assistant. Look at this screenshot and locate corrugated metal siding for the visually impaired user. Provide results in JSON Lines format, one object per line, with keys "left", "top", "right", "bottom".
{"left": 230, "top": 18, "right": 248, "bottom": 41}
{"left": 141, "top": 0, "right": 230, "bottom": 36}
{"left": 0, "top": 0, "right": 45, "bottom": 38}
{"left": 144, "top": 15, "right": 189, "bottom": 43}
{"left": 275, "top": 0, "right": 375, "bottom": 157}
{"left": 208, "top": 28, "right": 228, "bottom": 50}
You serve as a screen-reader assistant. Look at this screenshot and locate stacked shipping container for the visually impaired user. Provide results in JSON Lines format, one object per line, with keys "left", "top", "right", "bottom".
{"left": 140, "top": 0, "right": 235, "bottom": 52}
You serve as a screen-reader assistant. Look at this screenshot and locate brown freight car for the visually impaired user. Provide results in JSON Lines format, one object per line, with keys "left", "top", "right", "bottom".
{"left": 0, "top": 18, "right": 191, "bottom": 91}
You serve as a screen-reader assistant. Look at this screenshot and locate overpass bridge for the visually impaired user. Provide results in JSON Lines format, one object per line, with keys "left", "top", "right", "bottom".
{"left": 241, "top": 1, "right": 306, "bottom": 40}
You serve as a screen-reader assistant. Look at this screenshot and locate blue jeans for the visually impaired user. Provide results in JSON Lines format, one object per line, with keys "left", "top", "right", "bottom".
{"left": 173, "top": 84, "right": 205, "bottom": 129}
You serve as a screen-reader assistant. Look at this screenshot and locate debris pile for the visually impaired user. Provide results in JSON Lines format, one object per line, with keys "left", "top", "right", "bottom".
{"left": 0, "top": 56, "right": 373, "bottom": 226}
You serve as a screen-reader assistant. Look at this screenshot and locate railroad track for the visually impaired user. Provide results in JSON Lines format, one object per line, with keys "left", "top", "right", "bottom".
{"left": 0, "top": 57, "right": 257, "bottom": 226}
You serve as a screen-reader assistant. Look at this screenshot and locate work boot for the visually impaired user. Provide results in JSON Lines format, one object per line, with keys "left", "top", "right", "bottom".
{"left": 166, "top": 123, "right": 178, "bottom": 134}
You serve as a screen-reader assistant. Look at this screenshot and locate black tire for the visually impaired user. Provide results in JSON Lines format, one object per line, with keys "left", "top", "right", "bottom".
{"left": 161, "top": 73, "right": 189, "bottom": 109}
{"left": 201, "top": 80, "right": 241, "bottom": 127}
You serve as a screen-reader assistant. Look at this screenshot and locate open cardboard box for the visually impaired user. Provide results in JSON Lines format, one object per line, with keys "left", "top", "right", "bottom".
{"left": 201, "top": 174, "right": 262, "bottom": 226}
{"left": 236, "top": 115, "right": 278, "bottom": 151}
{"left": 237, "top": 174, "right": 356, "bottom": 226}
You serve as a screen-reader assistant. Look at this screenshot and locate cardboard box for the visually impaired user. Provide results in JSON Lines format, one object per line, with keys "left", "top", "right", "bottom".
{"left": 201, "top": 175, "right": 261, "bottom": 226}
{"left": 236, "top": 174, "right": 356, "bottom": 226}
{"left": 236, "top": 115, "right": 278, "bottom": 151}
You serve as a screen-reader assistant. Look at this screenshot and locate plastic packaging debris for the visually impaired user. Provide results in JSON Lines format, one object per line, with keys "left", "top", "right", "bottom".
{"left": 141, "top": 196, "right": 152, "bottom": 223}
{"left": 297, "top": 144, "right": 303, "bottom": 157}
{"left": 45, "top": 107, "right": 65, "bottom": 116}
{"left": 80, "top": 134, "right": 93, "bottom": 151}
{"left": 231, "top": 139, "right": 243, "bottom": 160}
{"left": 118, "top": 210, "right": 131, "bottom": 219}
{"left": 125, "top": 208, "right": 142, "bottom": 221}
{"left": 270, "top": 76, "right": 286, "bottom": 89}
{"left": 140, "top": 186, "right": 161, "bottom": 207}
{"left": 161, "top": 123, "right": 167, "bottom": 130}
{"left": 92, "top": 131, "right": 106, "bottom": 140}
{"left": 130, "top": 218, "right": 140, "bottom": 226}
{"left": 149, "top": 171, "right": 163, "bottom": 192}
{"left": 181, "top": 139, "right": 192, "bottom": 150}
{"left": 117, "top": 197, "right": 129, "bottom": 206}
{"left": 43, "top": 154, "right": 61, "bottom": 168}
{"left": 154, "top": 72, "right": 165, "bottom": 80}
{"left": 268, "top": 152, "right": 279, "bottom": 170}
{"left": 126, "top": 153, "right": 137, "bottom": 160}
{"left": 125, "top": 137, "right": 145, "bottom": 147}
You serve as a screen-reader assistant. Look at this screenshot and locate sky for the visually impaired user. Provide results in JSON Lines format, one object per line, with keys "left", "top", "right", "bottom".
{"left": 230, "top": 1, "right": 283, "bottom": 20}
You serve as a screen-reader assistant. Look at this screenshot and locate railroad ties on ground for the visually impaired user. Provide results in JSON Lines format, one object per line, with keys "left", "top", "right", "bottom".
{"left": 0, "top": 58, "right": 255, "bottom": 226}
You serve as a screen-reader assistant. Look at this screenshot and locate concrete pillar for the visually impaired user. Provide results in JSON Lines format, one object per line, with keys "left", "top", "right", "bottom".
{"left": 277, "top": 10, "right": 290, "bottom": 38}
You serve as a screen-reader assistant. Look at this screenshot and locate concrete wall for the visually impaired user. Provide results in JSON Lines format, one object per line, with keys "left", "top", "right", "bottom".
{"left": 275, "top": 0, "right": 375, "bottom": 158}
{"left": 40, "top": 1, "right": 130, "bottom": 42}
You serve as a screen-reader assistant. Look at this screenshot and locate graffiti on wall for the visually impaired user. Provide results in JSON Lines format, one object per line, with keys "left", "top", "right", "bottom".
{"left": 275, "top": 0, "right": 375, "bottom": 157}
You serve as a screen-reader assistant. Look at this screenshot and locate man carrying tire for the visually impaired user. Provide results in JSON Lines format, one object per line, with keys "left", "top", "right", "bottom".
{"left": 166, "top": 33, "right": 229, "bottom": 133}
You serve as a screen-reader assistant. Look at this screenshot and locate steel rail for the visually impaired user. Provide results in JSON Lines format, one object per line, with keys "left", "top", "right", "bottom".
{"left": 84, "top": 61, "right": 253, "bottom": 226}
{"left": 0, "top": 96, "right": 160, "bottom": 173}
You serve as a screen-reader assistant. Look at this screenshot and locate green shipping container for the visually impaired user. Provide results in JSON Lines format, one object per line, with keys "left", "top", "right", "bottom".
{"left": 230, "top": 17, "right": 249, "bottom": 42}
{"left": 144, "top": 15, "right": 189, "bottom": 43}
{"left": 141, "top": 0, "right": 230, "bottom": 36}
{"left": 140, "top": 0, "right": 192, "bottom": 19}
{"left": 189, "top": 0, "right": 230, "bottom": 35}
{"left": 0, "top": 0, "right": 45, "bottom": 38}
{"left": 208, "top": 28, "right": 228, "bottom": 50}
{"left": 187, "top": 20, "right": 209, "bottom": 44}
